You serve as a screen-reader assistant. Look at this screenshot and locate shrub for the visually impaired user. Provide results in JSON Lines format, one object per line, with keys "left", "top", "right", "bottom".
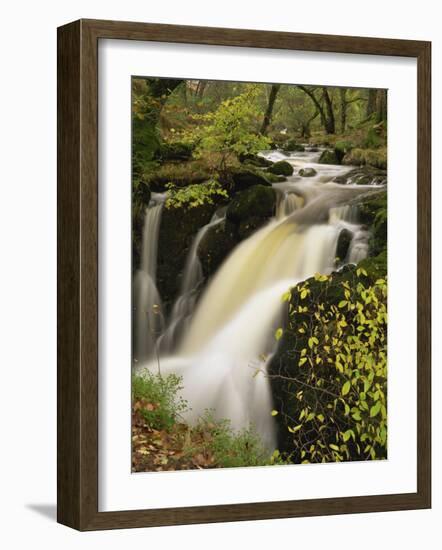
{"left": 132, "top": 372, "right": 188, "bottom": 430}
{"left": 272, "top": 270, "right": 387, "bottom": 463}
{"left": 165, "top": 179, "right": 228, "bottom": 209}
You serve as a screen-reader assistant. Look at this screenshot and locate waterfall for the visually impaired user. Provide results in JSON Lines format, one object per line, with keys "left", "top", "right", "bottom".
{"left": 159, "top": 208, "right": 226, "bottom": 354}
{"left": 133, "top": 193, "right": 166, "bottom": 362}
{"left": 135, "top": 151, "right": 383, "bottom": 450}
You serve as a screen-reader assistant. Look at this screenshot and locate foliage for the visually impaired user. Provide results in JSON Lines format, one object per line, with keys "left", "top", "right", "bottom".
{"left": 132, "top": 373, "right": 288, "bottom": 471}
{"left": 273, "top": 270, "right": 387, "bottom": 463}
{"left": 132, "top": 372, "right": 188, "bottom": 430}
{"left": 165, "top": 179, "right": 229, "bottom": 209}
{"left": 189, "top": 85, "right": 271, "bottom": 174}
{"left": 342, "top": 147, "right": 387, "bottom": 170}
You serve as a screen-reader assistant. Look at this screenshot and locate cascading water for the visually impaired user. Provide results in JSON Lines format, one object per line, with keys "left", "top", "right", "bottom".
{"left": 158, "top": 208, "right": 226, "bottom": 353}
{"left": 135, "top": 149, "right": 383, "bottom": 450}
{"left": 133, "top": 193, "right": 166, "bottom": 362}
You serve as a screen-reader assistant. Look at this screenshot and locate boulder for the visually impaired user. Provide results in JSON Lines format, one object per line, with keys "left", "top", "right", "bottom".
{"left": 298, "top": 167, "right": 317, "bottom": 177}
{"left": 283, "top": 138, "right": 305, "bottom": 152}
{"left": 198, "top": 219, "right": 239, "bottom": 279}
{"left": 226, "top": 185, "right": 276, "bottom": 224}
{"left": 239, "top": 153, "right": 273, "bottom": 167}
{"left": 155, "top": 141, "right": 193, "bottom": 161}
{"left": 333, "top": 166, "right": 387, "bottom": 186}
{"left": 231, "top": 168, "right": 272, "bottom": 192}
{"left": 156, "top": 201, "right": 216, "bottom": 311}
{"left": 318, "top": 149, "right": 340, "bottom": 165}
{"left": 336, "top": 228, "right": 353, "bottom": 262}
{"left": 268, "top": 160, "right": 294, "bottom": 176}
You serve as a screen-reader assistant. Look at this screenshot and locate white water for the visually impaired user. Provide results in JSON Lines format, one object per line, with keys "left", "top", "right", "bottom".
{"left": 135, "top": 149, "right": 383, "bottom": 449}
{"left": 133, "top": 193, "right": 166, "bottom": 362}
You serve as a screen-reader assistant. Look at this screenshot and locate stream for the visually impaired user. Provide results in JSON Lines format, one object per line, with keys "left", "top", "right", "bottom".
{"left": 133, "top": 148, "right": 384, "bottom": 450}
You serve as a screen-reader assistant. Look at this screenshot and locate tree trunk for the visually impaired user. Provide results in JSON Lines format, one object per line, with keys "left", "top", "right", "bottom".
{"left": 366, "top": 89, "right": 377, "bottom": 117}
{"left": 322, "top": 88, "right": 336, "bottom": 134}
{"left": 375, "top": 89, "right": 387, "bottom": 123}
{"left": 260, "top": 84, "right": 281, "bottom": 135}
{"left": 339, "top": 88, "right": 347, "bottom": 134}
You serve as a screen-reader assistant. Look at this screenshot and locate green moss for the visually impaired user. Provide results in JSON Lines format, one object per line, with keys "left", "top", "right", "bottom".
{"left": 318, "top": 149, "right": 340, "bottom": 165}
{"left": 226, "top": 185, "right": 276, "bottom": 223}
{"left": 342, "top": 147, "right": 387, "bottom": 170}
{"left": 268, "top": 160, "right": 294, "bottom": 176}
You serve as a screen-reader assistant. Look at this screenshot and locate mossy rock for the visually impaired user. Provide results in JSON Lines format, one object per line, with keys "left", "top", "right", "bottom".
{"left": 263, "top": 171, "right": 287, "bottom": 183}
{"left": 226, "top": 185, "right": 276, "bottom": 224}
{"left": 298, "top": 167, "right": 317, "bottom": 177}
{"left": 268, "top": 160, "right": 294, "bottom": 176}
{"left": 239, "top": 153, "right": 273, "bottom": 167}
{"left": 336, "top": 228, "right": 353, "bottom": 263}
{"left": 342, "top": 148, "right": 387, "bottom": 170}
{"left": 334, "top": 140, "right": 354, "bottom": 163}
{"left": 352, "top": 189, "right": 387, "bottom": 257}
{"left": 334, "top": 167, "right": 387, "bottom": 186}
{"left": 283, "top": 138, "right": 305, "bottom": 152}
{"left": 318, "top": 149, "right": 341, "bottom": 165}
{"left": 230, "top": 168, "right": 272, "bottom": 192}
{"left": 198, "top": 219, "right": 239, "bottom": 278}
{"left": 155, "top": 141, "right": 193, "bottom": 161}
{"left": 157, "top": 201, "right": 216, "bottom": 311}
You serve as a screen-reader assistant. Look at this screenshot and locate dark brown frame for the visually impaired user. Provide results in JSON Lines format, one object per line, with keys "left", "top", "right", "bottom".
{"left": 57, "top": 18, "right": 431, "bottom": 531}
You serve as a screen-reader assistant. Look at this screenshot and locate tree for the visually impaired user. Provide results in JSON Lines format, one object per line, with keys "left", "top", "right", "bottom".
{"left": 190, "top": 84, "right": 270, "bottom": 177}
{"left": 132, "top": 78, "right": 183, "bottom": 181}
{"left": 260, "top": 84, "right": 281, "bottom": 135}
{"left": 297, "top": 85, "right": 336, "bottom": 134}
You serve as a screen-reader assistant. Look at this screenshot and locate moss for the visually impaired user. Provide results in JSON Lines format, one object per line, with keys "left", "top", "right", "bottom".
{"left": 155, "top": 141, "right": 193, "bottom": 161}
{"left": 342, "top": 147, "right": 387, "bottom": 170}
{"left": 318, "top": 149, "right": 340, "bottom": 165}
{"left": 198, "top": 219, "right": 239, "bottom": 278}
{"left": 239, "top": 153, "right": 273, "bottom": 167}
{"left": 283, "top": 138, "right": 305, "bottom": 152}
{"left": 358, "top": 250, "right": 387, "bottom": 280}
{"left": 298, "top": 167, "right": 317, "bottom": 177}
{"left": 353, "top": 190, "right": 387, "bottom": 257}
{"left": 157, "top": 201, "right": 217, "bottom": 311}
{"left": 334, "top": 167, "right": 387, "bottom": 186}
{"left": 226, "top": 185, "right": 276, "bottom": 223}
{"left": 230, "top": 168, "right": 272, "bottom": 192}
{"left": 268, "top": 160, "right": 294, "bottom": 176}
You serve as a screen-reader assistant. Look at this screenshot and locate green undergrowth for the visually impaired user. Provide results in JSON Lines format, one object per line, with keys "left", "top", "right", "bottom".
{"left": 132, "top": 372, "right": 288, "bottom": 471}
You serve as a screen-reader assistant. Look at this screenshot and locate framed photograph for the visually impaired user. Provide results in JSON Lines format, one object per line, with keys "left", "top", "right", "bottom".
{"left": 57, "top": 19, "right": 431, "bottom": 530}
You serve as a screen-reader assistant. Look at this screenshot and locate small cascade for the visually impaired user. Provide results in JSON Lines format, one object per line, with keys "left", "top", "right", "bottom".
{"left": 133, "top": 193, "right": 166, "bottom": 362}
{"left": 158, "top": 208, "right": 226, "bottom": 354}
{"left": 276, "top": 190, "right": 304, "bottom": 219}
{"left": 135, "top": 149, "right": 384, "bottom": 449}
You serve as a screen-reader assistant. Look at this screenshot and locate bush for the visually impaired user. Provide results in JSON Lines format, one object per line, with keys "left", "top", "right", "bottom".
{"left": 188, "top": 413, "right": 288, "bottom": 468}
{"left": 271, "top": 270, "right": 388, "bottom": 463}
{"left": 132, "top": 372, "right": 188, "bottom": 430}
{"left": 165, "top": 179, "right": 229, "bottom": 209}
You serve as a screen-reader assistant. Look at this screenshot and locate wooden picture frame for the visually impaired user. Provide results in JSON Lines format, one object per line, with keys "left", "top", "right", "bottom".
{"left": 57, "top": 18, "right": 431, "bottom": 531}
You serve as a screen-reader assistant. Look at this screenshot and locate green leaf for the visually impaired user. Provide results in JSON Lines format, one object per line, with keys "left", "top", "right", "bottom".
{"left": 341, "top": 381, "right": 351, "bottom": 396}
{"left": 271, "top": 410, "right": 278, "bottom": 416}
{"left": 338, "top": 300, "right": 348, "bottom": 308}
{"left": 275, "top": 328, "right": 283, "bottom": 341}
{"left": 370, "top": 401, "right": 382, "bottom": 417}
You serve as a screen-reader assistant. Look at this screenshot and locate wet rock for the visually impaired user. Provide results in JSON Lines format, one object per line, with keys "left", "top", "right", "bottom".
{"left": 231, "top": 168, "right": 272, "bottom": 192}
{"left": 239, "top": 153, "right": 273, "bottom": 167}
{"left": 268, "top": 160, "right": 294, "bottom": 176}
{"left": 318, "top": 149, "right": 341, "bottom": 165}
{"left": 226, "top": 185, "right": 276, "bottom": 224}
{"left": 298, "top": 167, "right": 317, "bottom": 177}
{"left": 334, "top": 166, "right": 387, "bottom": 186}
{"left": 351, "top": 189, "right": 387, "bottom": 257}
{"left": 157, "top": 201, "right": 216, "bottom": 311}
{"left": 336, "top": 228, "right": 353, "bottom": 263}
{"left": 283, "top": 138, "right": 305, "bottom": 152}
{"left": 198, "top": 219, "right": 238, "bottom": 278}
